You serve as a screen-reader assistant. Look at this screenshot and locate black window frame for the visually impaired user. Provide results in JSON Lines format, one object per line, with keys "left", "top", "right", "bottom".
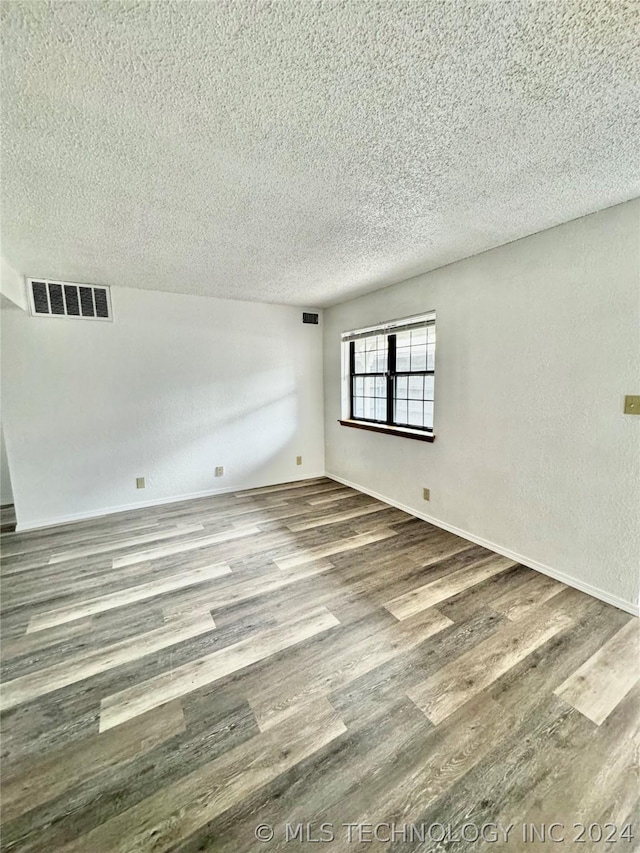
{"left": 348, "top": 323, "right": 435, "bottom": 434}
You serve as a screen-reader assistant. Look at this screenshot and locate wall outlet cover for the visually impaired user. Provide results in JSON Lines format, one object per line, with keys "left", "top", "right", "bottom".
{"left": 136, "top": 477, "right": 145, "bottom": 489}
{"left": 624, "top": 395, "right": 640, "bottom": 415}
{"left": 296, "top": 456, "right": 302, "bottom": 465}
{"left": 215, "top": 466, "right": 224, "bottom": 477}
{"left": 423, "top": 487, "right": 430, "bottom": 501}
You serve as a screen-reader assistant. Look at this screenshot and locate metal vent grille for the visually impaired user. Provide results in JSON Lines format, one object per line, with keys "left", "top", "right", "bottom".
{"left": 302, "top": 312, "right": 319, "bottom": 325}
{"left": 27, "top": 279, "right": 112, "bottom": 321}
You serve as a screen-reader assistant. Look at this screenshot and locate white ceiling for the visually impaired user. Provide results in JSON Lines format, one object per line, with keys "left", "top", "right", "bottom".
{"left": 2, "top": 1, "right": 639, "bottom": 308}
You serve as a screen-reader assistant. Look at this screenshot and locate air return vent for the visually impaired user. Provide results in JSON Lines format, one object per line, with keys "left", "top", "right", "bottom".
{"left": 302, "top": 312, "right": 319, "bottom": 325}
{"left": 27, "top": 279, "right": 112, "bottom": 321}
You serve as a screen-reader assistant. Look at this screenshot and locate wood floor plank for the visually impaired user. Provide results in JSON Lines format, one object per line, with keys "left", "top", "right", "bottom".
{"left": 204, "top": 695, "right": 432, "bottom": 853}
{"left": 414, "top": 696, "right": 586, "bottom": 849}
{"left": 234, "top": 478, "right": 334, "bottom": 497}
{"left": 311, "top": 692, "right": 517, "bottom": 842}
{"left": 286, "top": 503, "right": 387, "bottom": 531}
{"left": 26, "top": 563, "right": 231, "bottom": 633}
{"left": 1, "top": 617, "right": 94, "bottom": 662}
{"left": 554, "top": 618, "right": 640, "bottom": 725}
{"left": 1, "top": 558, "right": 155, "bottom": 611}
{"left": 99, "top": 606, "right": 341, "bottom": 732}
{"left": 274, "top": 529, "right": 398, "bottom": 570}
{"left": 436, "top": 563, "right": 533, "bottom": 623}
{"left": 407, "top": 606, "right": 574, "bottom": 724}
{"left": 248, "top": 607, "right": 453, "bottom": 732}
{"left": 228, "top": 501, "right": 345, "bottom": 528}
{"left": 143, "top": 558, "right": 335, "bottom": 622}
{"left": 1, "top": 520, "right": 164, "bottom": 563}
{"left": 1, "top": 701, "right": 186, "bottom": 823}
{"left": 249, "top": 695, "right": 338, "bottom": 733}
{"left": 385, "top": 553, "right": 516, "bottom": 620}
{"left": 0, "top": 612, "right": 217, "bottom": 711}
{"left": 48, "top": 524, "right": 206, "bottom": 564}
{"left": 491, "top": 684, "right": 640, "bottom": 842}
{"left": 61, "top": 698, "right": 346, "bottom": 853}
{"left": 306, "top": 490, "right": 356, "bottom": 505}
{"left": 111, "top": 526, "right": 260, "bottom": 568}
{"left": 490, "top": 570, "right": 566, "bottom": 621}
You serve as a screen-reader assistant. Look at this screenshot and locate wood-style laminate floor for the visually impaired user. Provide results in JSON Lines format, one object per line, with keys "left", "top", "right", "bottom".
{"left": 0, "top": 504, "right": 16, "bottom": 535}
{"left": 1, "top": 478, "right": 638, "bottom": 852}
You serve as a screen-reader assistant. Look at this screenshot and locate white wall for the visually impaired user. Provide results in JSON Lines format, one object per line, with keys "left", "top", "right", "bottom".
{"left": 324, "top": 200, "right": 640, "bottom": 614}
{"left": 1, "top": 287, "right": 324, "bottom": 529}
{"left": 0, "top": 257, "right": 28, "bottom": 310}
{"left": 0, "top": 287, "right": 25, "bottom": 507}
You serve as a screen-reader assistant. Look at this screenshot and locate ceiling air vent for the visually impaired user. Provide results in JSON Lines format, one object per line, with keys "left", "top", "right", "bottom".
{"left": 302, "top": 312, "right": 319, "bottom": 325}
{"left": 27, "top": 279, "right": 112, "bottom": 321}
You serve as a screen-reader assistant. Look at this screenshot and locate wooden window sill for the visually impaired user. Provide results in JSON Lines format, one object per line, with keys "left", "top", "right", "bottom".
{"left": 338, "top": 419, "right": 435, "bottom": 442}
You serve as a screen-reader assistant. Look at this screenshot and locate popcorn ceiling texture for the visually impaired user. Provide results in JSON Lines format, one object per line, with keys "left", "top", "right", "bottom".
{"left": 2, "top": 0, "right": 639, "bottom": 307}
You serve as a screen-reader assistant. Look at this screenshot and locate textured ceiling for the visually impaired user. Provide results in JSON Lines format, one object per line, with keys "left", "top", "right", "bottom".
{"left": 1, "top": 1, "right": 639, "bottom": 307}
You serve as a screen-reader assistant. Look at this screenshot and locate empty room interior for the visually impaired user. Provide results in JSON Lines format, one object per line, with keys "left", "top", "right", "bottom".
{"left": 1, "top": 1, "right": 639, "bottom": 851}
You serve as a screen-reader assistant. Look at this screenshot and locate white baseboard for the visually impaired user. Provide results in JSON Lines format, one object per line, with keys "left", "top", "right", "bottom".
{"left": 326, "top": 471, "right": 639, "bottom": 617}
{"left": 15, "top": 472, "right": 326, "bottom": 533}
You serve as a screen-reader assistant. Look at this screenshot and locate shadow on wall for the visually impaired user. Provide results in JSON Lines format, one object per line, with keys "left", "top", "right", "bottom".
{"left": 1, "top": 425, "right": 14, "bottom": 506}
{"left": 24, "top": 388, "right": 302, "bottom": 522}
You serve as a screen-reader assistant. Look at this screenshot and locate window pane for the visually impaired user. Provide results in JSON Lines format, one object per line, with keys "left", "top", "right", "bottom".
{"left": 395, "top": 399, "right": 408, "bottom": 423}
{"left": 427, "top": 325, "right": 436, "bottom": 343}
{"left": 396, "top": 376, "right": 408, "bottom": 398}
{"left": 424, "top": 375, "right": 435, "bottom": 400}
{"left": 427, "top": 344, "right": 435, "bottom": 371}
{"left": 408, "top": 400, "right": 423, "bottom": 426}
{"left": 411, "top": 328, "right": 427, "bottom": 346}
{"left": 396, "top": 348, "right": 410, "bottom": 371}
{"left": 354, "top": 334, "right": 389, "bottom": 374}
{"left": 396, "top": 330, "right": 411, "bottom": 348}
{"left": 352, "top": 331, "right": 389, "bottom": 421}
{"left": 423, "top": 402, "right": 434, "bottom": 429}
{"left": 363, "top": 334, "right": 384, "bottom": 352}
{"left": 410, "top": 346, "right": 427, "bottom": 371}
{"left": 363, "top": 397, "right": 375, "bottom": 419}
{"left": 408, "top": 376, "right": 424, "bottom": 399}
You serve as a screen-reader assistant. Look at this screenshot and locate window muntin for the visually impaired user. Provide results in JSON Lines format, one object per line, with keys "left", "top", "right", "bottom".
{"left": 345, "top": 315, "right": 435, "bottom": 433}
{"left": 351, "top": 333, "right": 388, "bottom": 422}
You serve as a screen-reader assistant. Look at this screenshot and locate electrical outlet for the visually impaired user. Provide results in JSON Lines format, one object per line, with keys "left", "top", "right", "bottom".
{"left": 624, "top": 395, "right": 640, "bottom": 414}
{"left": 423, "top": 487, "right": 430, "bottom": 501}
{"left": 296, "top": 456, "right": 302, "bottom": 466}
{"left": 215, "top": 466, "right": 224, "bottom": 477}
{"left": 136, "top": 477, "right": 145, "bottom": 489}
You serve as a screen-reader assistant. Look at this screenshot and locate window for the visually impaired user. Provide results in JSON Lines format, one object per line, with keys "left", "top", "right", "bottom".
{"left": 340, "top": 313, "right": 435, "bottom": 441}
